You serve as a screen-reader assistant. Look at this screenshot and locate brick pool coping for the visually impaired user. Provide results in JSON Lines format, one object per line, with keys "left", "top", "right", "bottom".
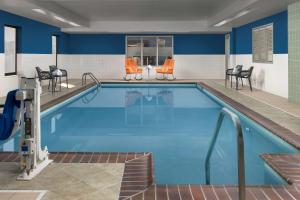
{"left": 261, "top": 154, "right": 300, "bottom": 185}
{"left": 1, "top": 152, "right": 300, "bottom": 199}
{"left": 0, "top": 152, "right": 154, "bottom": 199}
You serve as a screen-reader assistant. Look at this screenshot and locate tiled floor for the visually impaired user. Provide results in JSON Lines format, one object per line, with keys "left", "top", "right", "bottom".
{"left": 0, "top": 162, "right": 124, "bottom": 200}
{"left": 125, "top": 184, "right": 300, "bottom": 200}
{"left": 262, "top": 154, "right": 300, "bottom": 185}
{"left": 0, "top": 152, "right": 153, "bottom": 200}
{"left": 0, "top": 79, "right": 95, "bottom": 112}
{"left": 0, "top": 190, "right": 46, "bottom": 200}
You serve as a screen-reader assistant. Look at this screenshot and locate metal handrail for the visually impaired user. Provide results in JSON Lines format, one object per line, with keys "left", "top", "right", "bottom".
{"left": 82, "top": 72, "right": 101, "bottom": 86}
{"left": 205, "top": 107, "right": 245, "bottom": 200}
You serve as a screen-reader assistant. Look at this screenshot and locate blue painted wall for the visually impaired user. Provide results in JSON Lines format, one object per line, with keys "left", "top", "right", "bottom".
{"left": 66, "top": 34, "right": 126, "bottom": 54}
{"left": 231, "top": 11, "right": 288, "bottom": 54}
{"left": 65, "top": 34, "right": 225, "bottom": 55}
{"left": 0, "top": 10, "right": 226, "bottom": 55}
{"left": 174, "top": 34, "right": 225, "bottom": 54}
{"left": 0, "top": 10, "right": 68, "bottom": 54}
{"left": 0, "top": 9, "right": 288, "bottom": 56}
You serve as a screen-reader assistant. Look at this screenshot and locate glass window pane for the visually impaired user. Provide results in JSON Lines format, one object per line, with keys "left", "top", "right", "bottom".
{"left": 252, "top": 24, "right": 273, "bottom": 63}
{"left": 4, "top": 26, "right": 17, "bottom": 75}
{"left": 142, "top": 37, "right": 157, "bottom": 66}
{"left": 52, "top": 35, "right": 57, "bottom": 65}
{"left": 126, "top": 36, "right": 173, "bottom": 67}
{"left": 127, "top": 37, "right": 142, "bottom": 66}
{"left": 158, "top": 37, "right": 173, "bottom": 65}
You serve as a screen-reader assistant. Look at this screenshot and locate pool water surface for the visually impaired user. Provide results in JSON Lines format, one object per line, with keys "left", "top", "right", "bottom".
{"left": 0, "top": 84, "right": 297, "bottom": 185}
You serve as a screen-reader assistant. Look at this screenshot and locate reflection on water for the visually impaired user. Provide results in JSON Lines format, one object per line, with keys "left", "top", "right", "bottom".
{"left": 81, "top": 87, "right": 100, "bottom": 104}
{"left": 125, "top": 89, "right": 174, "bottom": 127}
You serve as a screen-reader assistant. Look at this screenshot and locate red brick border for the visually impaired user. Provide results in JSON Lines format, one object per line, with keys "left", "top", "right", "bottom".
{"left": 262, "top": 154, "right": 300, "bottom": 185}
{"left": 125, "top": 185, "right": 300, "bottom": 200}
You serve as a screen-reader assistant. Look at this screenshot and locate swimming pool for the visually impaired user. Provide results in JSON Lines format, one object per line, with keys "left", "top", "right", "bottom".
{"left": 0, "top": 84, "right": 298, "bottom": 185}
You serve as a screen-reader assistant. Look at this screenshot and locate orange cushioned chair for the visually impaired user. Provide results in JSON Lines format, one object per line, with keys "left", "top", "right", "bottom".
{"left": 155, "top": 59, "right": 175, "bottom": 80}
{"left": 125, "top": 57, "right": 143, "bottom": 80}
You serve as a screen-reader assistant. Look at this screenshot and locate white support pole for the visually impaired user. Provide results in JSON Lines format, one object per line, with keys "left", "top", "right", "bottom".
{"left": 16, "top": 78, "right": 52, "bottom": 181}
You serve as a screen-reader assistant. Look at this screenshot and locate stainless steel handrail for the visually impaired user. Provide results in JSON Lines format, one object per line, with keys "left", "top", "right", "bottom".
{"left": 82, "top": 72, "right": 101, "bottom": 86}
{"left": 205, "top": 107, "right": 245, "bottom": 200}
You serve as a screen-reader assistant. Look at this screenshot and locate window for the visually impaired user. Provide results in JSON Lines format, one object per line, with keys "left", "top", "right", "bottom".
{"left": 52, "top": 35, "right": 57, "bottom": 65}
{"left": 126, "top": 36, "right": 173, "bottom": 67}
{"left": 252, "top": 23, "right": 273, "bottom": 63}
{"left": 4, "top": 25, "right": 17, "bottom": 76}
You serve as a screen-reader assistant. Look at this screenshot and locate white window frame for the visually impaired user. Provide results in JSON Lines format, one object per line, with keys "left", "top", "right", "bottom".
{"left": 4, "top": 25, "right": 17, "bottom": 76}
{"left": 126, "top": 35, "right": 174, "bottom": 67}
{"left": 52, "top": 35, "right": 58, "bottom": 66}
{"left": 252, "top": 23, "right": 273, "bottom": 63}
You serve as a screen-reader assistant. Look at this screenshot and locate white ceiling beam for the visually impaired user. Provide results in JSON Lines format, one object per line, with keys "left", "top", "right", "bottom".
{"left": 62, "top": 20, "right": 230, "bottom": 34}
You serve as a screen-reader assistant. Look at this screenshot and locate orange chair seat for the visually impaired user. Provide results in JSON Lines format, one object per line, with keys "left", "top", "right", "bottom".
{"left": 125, "top": 57, "right": 143, "bottom": 78}
{"left": 136, "top": 68, "right": 143, "bottom": 73}
{"left": 156, "top": 68, "right": 168, "bottom": 74}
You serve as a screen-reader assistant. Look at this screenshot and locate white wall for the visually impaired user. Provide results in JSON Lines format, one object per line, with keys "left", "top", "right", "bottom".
{"left": 0, "top": 53, "right": 18, "bottom": 97}
{"left": 230, "top": 54, "right": 288, "bottom": 98}
{"left": 57, "top": 54, "right": 225, "bottom": 80}
{"left": 174, "top": 55, "right": 225, "bottom": 79}
{"left": 1, "top": 53, "right": 225, "bottom": 97}
{"left": 1, "top": 52, "right": 287, "bottom": 98}
{"left": 0, "top": 53, "right": 55, "bottom": 97}
{"left": 17, "top": 54, "right": 55, "bottom": 77}
{"left": 57, "top": 54, "right": 126, "bottom": 79}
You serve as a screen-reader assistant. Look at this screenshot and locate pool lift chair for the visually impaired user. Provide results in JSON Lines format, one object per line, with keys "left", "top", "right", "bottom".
{"left": 0, "top": 77, "right": 52, "bottom": 180}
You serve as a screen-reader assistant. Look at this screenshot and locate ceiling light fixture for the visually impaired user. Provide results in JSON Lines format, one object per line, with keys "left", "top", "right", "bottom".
{"left": 32, "top": 8, "right": 46, "bottom": 15}
{"left": 53, "top": 15, "right": 66, "bottom": 22}
{"left": 214, "top": 9, "right": 252, "bottom": 27}
{"left": 69, "top": 22, "right": 81, "bottom": 27}
{"left": 234, "top": 10, "right": 251, "bottom": 20}
{"left": 214, "top": 20, "right": 229, "bottom": 27}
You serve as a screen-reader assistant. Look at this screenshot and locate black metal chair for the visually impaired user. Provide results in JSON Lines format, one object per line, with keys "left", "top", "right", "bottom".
{"left": 226, "top": 65, "right": 243, "bottom": 90}
{"left": 35, "top": 67, "right": 52, "bottom": 90}
{"left": 238, "top": 66, "right": 254, "bottom": 91}
{"left": 49, "top": 65, "right": 69, "bottom": 92}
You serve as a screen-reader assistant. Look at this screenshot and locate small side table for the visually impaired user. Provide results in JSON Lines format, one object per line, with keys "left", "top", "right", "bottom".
{"left": 146, "top": 65, "right": 153, "bottom": 79}
{"left": 51, "top": 75, "right": 62, "bottom": 93}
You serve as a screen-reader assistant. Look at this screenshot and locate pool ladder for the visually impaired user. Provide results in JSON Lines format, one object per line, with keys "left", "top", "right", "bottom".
{"left": 205, "top": 107, "right": 245, "bottom": 200}
{"left": 82, "top": 72, "right": 101, "bottom": 87}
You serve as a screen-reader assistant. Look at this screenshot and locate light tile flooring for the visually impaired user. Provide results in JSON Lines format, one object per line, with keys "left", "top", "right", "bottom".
{"left": 203, "top": 79, "right": 300, "bottom": 136}
{"left": 0, "top": 79, "right": 93, "bottom": 106}
{"left": 0, "top": 163, "right": 124, "bottom": 200}
{"left": 39, "top": 79, "right": 93, "bottom": 106}
{"left": 0, "top": 190, "right": 46, "bottom": 200}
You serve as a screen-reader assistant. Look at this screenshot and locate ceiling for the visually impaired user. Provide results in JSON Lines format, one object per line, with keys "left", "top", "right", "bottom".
{"left": 0, "top": 0, "right": 293, "bottom": 33}
{"left": 52, "top": 0, "right": 233, "bottom": 21}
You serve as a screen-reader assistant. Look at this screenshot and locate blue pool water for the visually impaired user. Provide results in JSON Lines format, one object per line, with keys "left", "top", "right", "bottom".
{"left": 0, "top": 84, "right": 298, "bottom": 185}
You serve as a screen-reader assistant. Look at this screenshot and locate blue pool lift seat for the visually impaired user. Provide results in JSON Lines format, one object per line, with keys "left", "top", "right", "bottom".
{"left": 0, "top": 90, "right": 20, "bottom": 141}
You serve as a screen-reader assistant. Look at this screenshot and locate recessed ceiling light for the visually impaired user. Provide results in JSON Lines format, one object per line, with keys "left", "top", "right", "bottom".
{"left": 32, "top": 8, "right": 46, "bottom": 15}
{"left": 214, "top": 20, "right": 230, "bottom": 27}
{"left": 214, "top": 9, "right": 251, "bottom": 27}
{"left": 69, "top": 22, "right": 80, "bottom": 27}
{"left": 234, "top": 10, "right": 251, "bottom": 20}
{"left": 53, "top": 15, "right": 66, "bottom": 22}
